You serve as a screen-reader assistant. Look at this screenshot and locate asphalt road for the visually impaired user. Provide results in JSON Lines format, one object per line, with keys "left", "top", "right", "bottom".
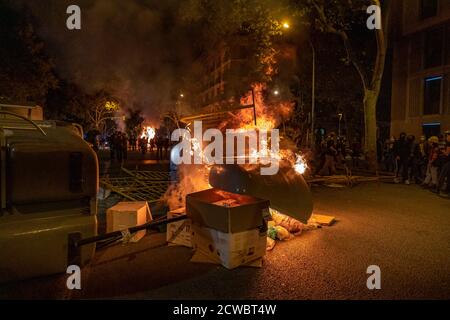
{"left": 1, "top": 182, "right": 449, "bottom": 300}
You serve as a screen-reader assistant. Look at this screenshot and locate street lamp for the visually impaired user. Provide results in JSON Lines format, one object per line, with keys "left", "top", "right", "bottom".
{"left": 282, "top": 22, "right": 290, "bottom": 29}
{"left": 273, "top": 90, "right": 279, "bottom": 96}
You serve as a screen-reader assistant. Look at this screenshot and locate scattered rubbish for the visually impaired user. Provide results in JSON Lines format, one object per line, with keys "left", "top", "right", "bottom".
{"left": 266, "top": 237, "right": 276, "bottom": 251}
{"left": 274, "top": 226, "right": 290, "bottom": 240}
{"left": 270, "top": 209, "right": 304, "bottom": 235}
{"left": 106, "top": 201, "right": 152, "bottom": 243}
{"left": 309, "top": 214, "right": 336, "bottom": 226}
{"left": 263, "top": 208, "right": 336, "bottom": 251}
{"left": 166, "top": 207, "right": 192, "bottom": 248}
{"left": 267, "top": 226, "right": 277, "bottom": 240}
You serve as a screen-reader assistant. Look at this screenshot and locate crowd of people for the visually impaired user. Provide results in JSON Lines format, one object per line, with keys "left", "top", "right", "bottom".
{"left": 313, "top": 130, "right": 450, "bottom": 198}
{"left": 382, "top": 131, "right": 450, "bottom": 197}
{"left": 105, "top": 128, "right": 171, "bottom": 162}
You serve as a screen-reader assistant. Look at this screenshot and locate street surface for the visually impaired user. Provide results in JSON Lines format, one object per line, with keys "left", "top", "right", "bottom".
{"left": 1, "top": 179, "right": 449, "bottom": 299}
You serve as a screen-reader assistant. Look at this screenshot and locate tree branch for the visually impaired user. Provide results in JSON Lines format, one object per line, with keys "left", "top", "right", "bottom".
{"left": 311, "top": 0, "right": 368, "bottom": 91}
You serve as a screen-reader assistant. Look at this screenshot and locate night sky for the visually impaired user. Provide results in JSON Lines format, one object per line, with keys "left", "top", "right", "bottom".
{"left": 8, "top": 0, "right": 200, "bottom": 119}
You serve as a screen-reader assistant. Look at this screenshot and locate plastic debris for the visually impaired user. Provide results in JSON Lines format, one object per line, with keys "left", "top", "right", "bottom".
{"left": 270, "top": 209, "right": 304, "bottom": 236}
{"left": 274, "top": 226, "right": 290, "bottom": 240}
{"left": 267, "top": 226, "right": 277, "bottom": 240}
{"left": 266, "top": 237, "right": 276, "bottom": 251}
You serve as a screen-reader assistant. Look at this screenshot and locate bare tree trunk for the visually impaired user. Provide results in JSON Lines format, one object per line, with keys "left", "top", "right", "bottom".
{"left": 364, "top": 89, "right": 379, "bottom": 170}
{"left": 364, "top": 0, "right": 390, "bottom": 170}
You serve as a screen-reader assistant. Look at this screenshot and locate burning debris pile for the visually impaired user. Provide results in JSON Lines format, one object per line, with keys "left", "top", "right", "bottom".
{"left": 163, "top": 81, "right": 317, "bottom": 268}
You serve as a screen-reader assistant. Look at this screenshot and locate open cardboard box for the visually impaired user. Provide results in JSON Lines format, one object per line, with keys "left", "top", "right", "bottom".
{"left": 186, "top": 188, "right": 270, "bottom": 234}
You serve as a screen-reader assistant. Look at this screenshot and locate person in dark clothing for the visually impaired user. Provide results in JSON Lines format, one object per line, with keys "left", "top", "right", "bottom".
{"left": 436, "top": 131, "right": 450, "bottom": 197}
{"left": 383, "top": 138, "right": 396, "bottom": 172}
{"left": 351, "top": 139, "right": 361, "bottom": 169}
{"left": 404, "top": 135, "right": 416, "bottom": 184}
{"left": 155, "top": 130, "right": 164, "bottom": 161}
{"left": 336, "top": 137, "right": 347, "bottom": 167}
{"left": 121, "top": 132, "right": 128, "bottom": 161}
{"left": 318, "top": 139, "right": 337, "bottom": 176}
{"left": 394, "top": 132, "right": 410, "bottom": 184}
{"left": 116, "top": 132, "right": 123, "bottom": 162}
{"left": 108, "top": 131, "right": 117, "bottom": 161}
{"left": 139, "top": 136, "right": 148, "bottom": 155}
{"left": 422, "top": 136, "right": 441, "bottom": 189}
{"left": 163, "top": 136, "right": 169, "bottom": 158}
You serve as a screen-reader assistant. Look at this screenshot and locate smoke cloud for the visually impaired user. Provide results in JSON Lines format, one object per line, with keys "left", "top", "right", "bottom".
{"left": 12, "top": 0, "right": 199, "bottom": 121}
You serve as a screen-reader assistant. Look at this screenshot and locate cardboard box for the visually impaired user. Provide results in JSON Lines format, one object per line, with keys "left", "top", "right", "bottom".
{"left": 186, "top": 188, "right": 270, "bottom": 233}
{"left": 190, "top": 224, "right": 267, "bottom": 269}
{"left": 166, "top": 207, "right": 192, "bottom": 247}
{"left": 106, "top": 201, "right": 152, "bottom": 242}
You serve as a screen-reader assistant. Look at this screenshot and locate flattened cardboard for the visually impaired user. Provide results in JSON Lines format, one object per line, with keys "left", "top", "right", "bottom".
{"left": 167, "top": 207, "right": 192, "bottom": 247}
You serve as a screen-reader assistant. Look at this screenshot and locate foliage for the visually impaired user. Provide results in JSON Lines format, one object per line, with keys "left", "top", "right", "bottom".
{"left": 125, "top": 108, "right": 145, "bottom": 138}
{"left": 85, "top": 90, "right": 121, "bottom": 133}
{"left": 0, "top": 2, "right": 58, "bottom": 105}
{"left": 181, "top": 0, "right": 290, "bottom": 87}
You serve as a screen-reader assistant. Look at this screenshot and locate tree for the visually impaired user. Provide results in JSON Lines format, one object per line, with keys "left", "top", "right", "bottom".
{"left": 125, "top": 108, "right": 145, "bottom": 138}
{"left": 85, "top": 91, "right": 121, "bottom": 134}
{"left": 181, "top": 0, "right": 289, "bottom": 91}
{"left": 294, "top": 0, "right": 391, "bottom": 169}
{"left": 0, "top": 2, "right": 58, "bottom": 105}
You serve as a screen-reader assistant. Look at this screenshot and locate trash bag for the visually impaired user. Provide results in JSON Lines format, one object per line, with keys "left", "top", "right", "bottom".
{"left": 267, "top": 226, "right": 278, "bottom": 240}
{"left": 270, "top": 209, "right": 304, "bottom": 236}
{"left": 274, "top": 226, "right": 290, "bottom": 240}
{"left": 266, "top": 237, "right": 276, "bottom": 251}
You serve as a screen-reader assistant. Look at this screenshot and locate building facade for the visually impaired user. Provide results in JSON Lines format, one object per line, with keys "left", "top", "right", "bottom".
{"left": 391, "top": 0, "right": 450, "bottom": 138}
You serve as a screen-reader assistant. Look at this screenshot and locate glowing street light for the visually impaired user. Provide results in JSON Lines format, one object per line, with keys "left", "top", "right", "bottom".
{"left": 180, "top": 93, "right": 184, "bottom": 98}
{"left": 273, "top": 90, "right": 279, "bottom": 96}
{"left": 282, "top": 22, "right": 290, "bottom": 29}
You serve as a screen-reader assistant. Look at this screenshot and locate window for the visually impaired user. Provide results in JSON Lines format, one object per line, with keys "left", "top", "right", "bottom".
{"left": 421, "top": 0, "right": 438, "bottom": 20}
{"left": 424, "top": 28, "right": 443, "bottom": 68}
{"left": 422, "top": 123, "right": 441, "bottom": 138}
{"left": 424, "top": 76, "right": 442, "bottom": 115}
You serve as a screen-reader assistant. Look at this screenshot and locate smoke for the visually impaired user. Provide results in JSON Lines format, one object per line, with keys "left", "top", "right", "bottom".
{"left": 164, "top": 164, "right": 211, "bottom": 210}
{"left": 12, "top": 0, "right": 197, "bottom": 121}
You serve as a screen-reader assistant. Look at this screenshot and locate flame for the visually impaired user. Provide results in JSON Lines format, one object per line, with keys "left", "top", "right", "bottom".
{"left": 294, "top": 154, "right": 308, "bottom": 175}
{"left": 141, "top": 126, "right": 156, "bottom": 143}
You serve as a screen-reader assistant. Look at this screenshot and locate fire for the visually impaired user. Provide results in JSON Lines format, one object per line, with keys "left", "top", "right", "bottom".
{"left": 141, "top": 126, "right": 156, "bottom": 143}
{"left": 234, "top": 83, "right": 307, "bottom": 175}
{"left": 294, "top": 154, "right": 308, "bottom": 175}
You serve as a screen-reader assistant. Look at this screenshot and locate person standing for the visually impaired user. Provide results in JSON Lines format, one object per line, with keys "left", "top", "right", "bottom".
{"left": 121, "top": 132, "right": 128, "bottom": 161}
{"left": 422, "top": 136, "right": 441, "bottom": 189}
{"left": 319, "top": 138, "right": 337, "bottom": 176}
{"left": 394, "top": 132, "right": 410, "bottom": 184}
{"left": 436, "top": 131, "right": 450, "bottom": 197}
{"left": 383, "top": 138, "right": 396, "bottom": 172}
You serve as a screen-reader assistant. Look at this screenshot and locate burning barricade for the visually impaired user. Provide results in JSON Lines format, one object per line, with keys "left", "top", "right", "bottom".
{"left": 163, "top": 82, "right": 321, "bottom": 268}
